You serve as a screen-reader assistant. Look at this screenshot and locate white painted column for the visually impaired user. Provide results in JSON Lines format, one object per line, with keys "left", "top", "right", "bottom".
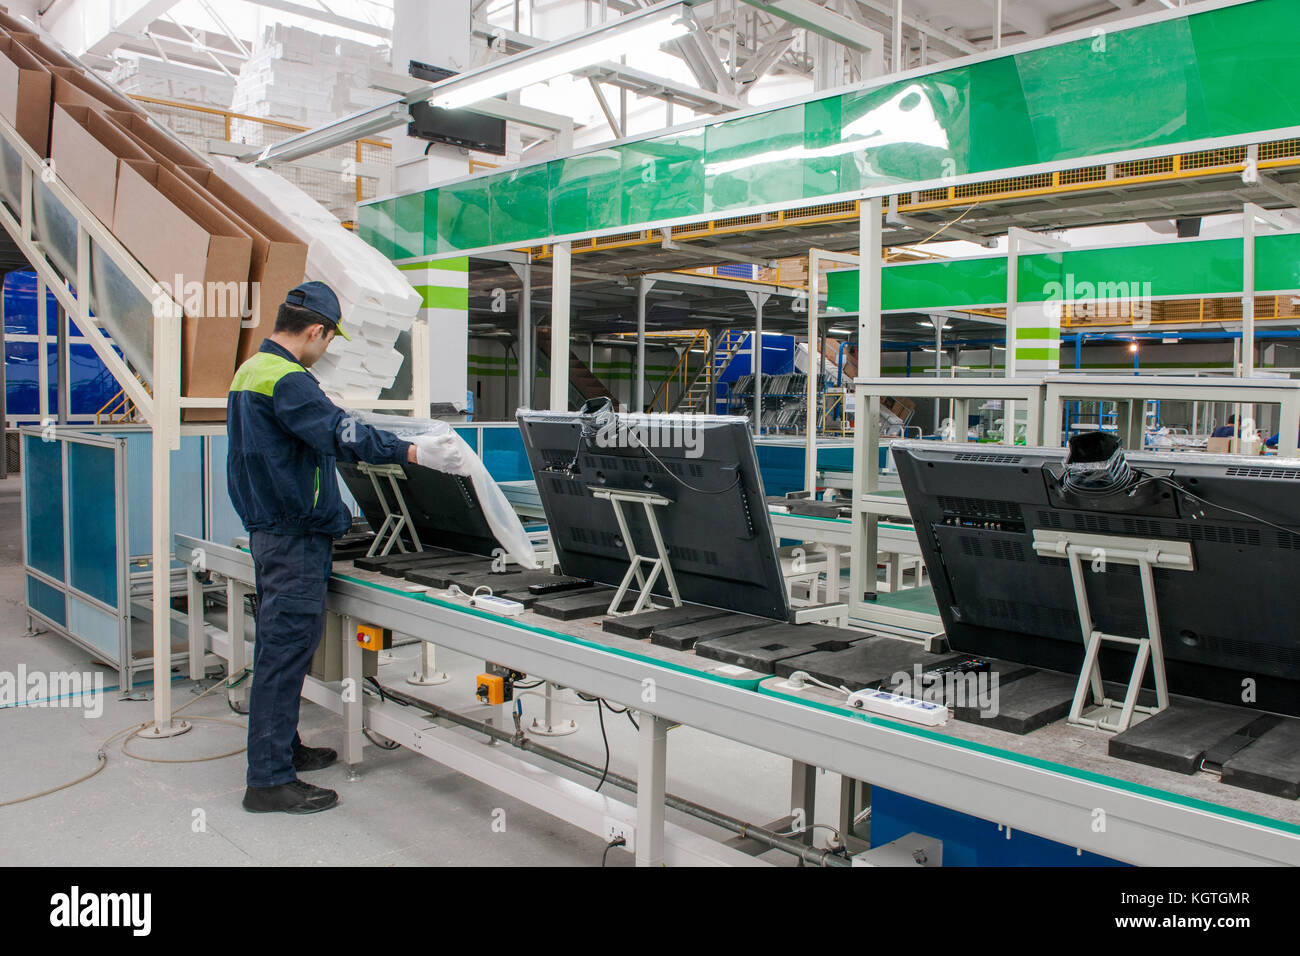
{"left": 804, "top": 254, "right": 820, "bottom": 494}
{"left": 550, "top": 242, "right": 571, "bottom": 411}
{"left": 849, "top": 199, "right": 882, "bottom": 609}
{"left": 636, "top": 276, "right": 652, "bottom": 412}
{"left": 636, "top": 713, "right": 668, "bottom": 867}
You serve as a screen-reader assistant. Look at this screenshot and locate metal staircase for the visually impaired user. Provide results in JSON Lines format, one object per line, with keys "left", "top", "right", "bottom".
{"left": 674, "top": 329, "right": 747, "bottom": 414}
{"left": 537, "top": 329, "right": 621, "bottom": 410}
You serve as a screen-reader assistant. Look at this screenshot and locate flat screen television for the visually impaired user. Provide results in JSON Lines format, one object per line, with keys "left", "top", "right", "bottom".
{"left": 517, "top": 405, "right": 790, "bottom": 620}
{"left": 892, "top": 440, "right": 1300, "bottom": 716}
{"left": 407, "top": 60, "right": 507, "bottom": 155}
{"left": 336, "top": 461, "right": 500, "bottom": 557}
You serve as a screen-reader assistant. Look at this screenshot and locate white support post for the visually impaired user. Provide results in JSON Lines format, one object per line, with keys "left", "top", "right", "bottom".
{"left": 36, "top": 275, "right": 47, "bottom": 426}
{"left": 805, "top": 253, "right": 820, "bottom": 494}
{"left": 513, "top": 260, "right": 532, "bottom": 409}
{"left": 550, "top": 241, "right": 572, "bottom": 411}
{"left": 186, "top": 567, "right": 206, "bottom": 681}
{"left": 407, "top": 641, "right": 449, "bottom": 686}
{"left": 747, "top": 291, "right": 771, "bottom": 437}
{"left": 636, "top": 713, "right": 668, "bottom": 867}
{"left": 892, "top": 0, "right": 903, "bottom": 71}
{"left": 850, "top": 199, "right": 883, "bottom": 609}
{"left": 141, "top": 302, "right": 188, "bottom": 738}
{"left": 636, "top": 276, "right": 653, "bottom": 412}
{"left": 342, "top": 613, "right": 364, "bottom": 771}
{"left": 410, "top": 315, "right": 431, "bottom": 416}
{"left": 226, "top": 578, "right": 249, "bottom": 712}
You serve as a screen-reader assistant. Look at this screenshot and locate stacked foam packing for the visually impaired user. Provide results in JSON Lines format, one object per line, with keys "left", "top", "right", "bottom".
{"left": 229, "top": 23, "right": 390, "bottom": 140}
{"left": 212, "top": 156, "right": 420, "bottom": 401}
{"left": 108, "top": 54, "right": 235, "bottom": 108}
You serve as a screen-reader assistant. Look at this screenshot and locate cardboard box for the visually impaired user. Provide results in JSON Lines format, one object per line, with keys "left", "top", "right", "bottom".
{"left": 104, "top": 112, "right": 307, "bottom": 363}
{"left": 113, "top": 160, "right": 253, "bottom": 421}
{"left": 103, "top": 108, "right": 208, "bottom": 171}
{"left": 3, "top": 28, "right": 81, "bottom": 73}
{"left": 0, "top": 35, "right": 51, "bottom": 154}
{"left": 176, "top": 165, "right": 307, "bottom": 365}
{"left": 49, "top": 103, "right": 152, "bottom": 226}
{"left": 1206, "top": 436, "right": 1262, "bottom": 456}
{"left": 43, "top": 62, "right": 140, "bottom": 115}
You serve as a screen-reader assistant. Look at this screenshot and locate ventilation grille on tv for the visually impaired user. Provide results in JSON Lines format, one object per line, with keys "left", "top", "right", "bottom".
{"left": 953, "top": 453, "right": 1023, "bottom": 464}
{"left": 1225, "top": 466, "right": 1300, "bottom": 479}
{"left": 979, "top": 598, "right": 1076, "bottom": 631}
{"left": 1218, "top": 636, "right": 1298, "bottom": 669}
{"left": 1035, "top": 510, "right": 1263, "bottom": 547}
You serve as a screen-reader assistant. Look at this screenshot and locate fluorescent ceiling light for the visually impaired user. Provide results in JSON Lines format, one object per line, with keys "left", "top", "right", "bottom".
{"left": 918, "top": 321, "right": 951, "bottom": 330}
{"left": 428, "top": 3, "right": 692, "bottom": 110}
{"left": 828, "top": 328, "right": 853, "bottom": 336}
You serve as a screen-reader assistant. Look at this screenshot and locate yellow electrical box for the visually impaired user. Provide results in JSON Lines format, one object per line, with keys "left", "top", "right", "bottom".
{"left": 355, "top": 623, "right": 389, "bottom": 652}
{"left": 476, "top": 673, "right": 506, "bottom": 705}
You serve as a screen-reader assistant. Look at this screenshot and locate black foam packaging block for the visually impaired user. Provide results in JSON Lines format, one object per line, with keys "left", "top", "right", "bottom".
{"left": 1220, "top": 719, "right": 1300, "bottom": 800}
{"left": 769, "top": 634, "right": 967, "bottom": 686}
{"left": 774, "top": 636, "right": 961, "bottom": 690}
{"left": 602, "top": 605, "right": 731, "bottom": 640}
{"left": 653, "top": 614, "right": 778, "bottom": 651}
{"left": 1108, "top": 700, "right": 1261, "bottom": 775}
{"left": 950, "top": 669, "right": 1076, "bottom": 735}
{"left": 533, "top": 588, "right": 632, "bottom": 621}
{"left": 694, "top": 624, "right": 861, "bottom": 674}
{"left": 403, "top": 560, "right": 497, "bottom": 588}
{"left": 444, "top": 568, "right": 584, "bottom": 594}
{"left": 352, "top": 547, "right": 459, "bottom": 572}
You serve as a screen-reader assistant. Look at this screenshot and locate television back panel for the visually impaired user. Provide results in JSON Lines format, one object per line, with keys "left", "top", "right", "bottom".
{"left": 517, "top": 411, "right": 790, "bottom": 621}
{"left": 336, "top": 462, "right": 500, "bottom": 558}
{"left": 892, "top": 441, "right": 1300, "bottom": 716}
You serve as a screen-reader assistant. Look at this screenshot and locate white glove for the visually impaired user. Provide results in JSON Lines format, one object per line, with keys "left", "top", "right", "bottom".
{"left": 412, "top": 433, "right": 470, "bottom": 476}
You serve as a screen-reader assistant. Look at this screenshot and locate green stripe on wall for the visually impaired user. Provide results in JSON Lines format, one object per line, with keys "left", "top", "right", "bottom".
{"left": 1015, "top": 347, "right": 1060, "bottom": 361}
{"left": 398, "top": 257, "right": 469, "bottom": 271}
{"left": 415, "top": 285, "right": 469, "bottom": 309}
{"left": 1016, "top": 327, "right": 1062, "bottom": 340}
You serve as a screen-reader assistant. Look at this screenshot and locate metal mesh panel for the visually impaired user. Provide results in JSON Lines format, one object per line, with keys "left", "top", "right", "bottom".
{"left": 954, "top": 172, "right": 1052, "bottom": 199}
{"left": 1114, "top": 156, "right": 1175, "bottom": 178}
{"left": 1059, "top": 165, "right": 1106, "bottom": 185}
{"left": 1181, "top": 145, "right": 1248, "bottom": 170}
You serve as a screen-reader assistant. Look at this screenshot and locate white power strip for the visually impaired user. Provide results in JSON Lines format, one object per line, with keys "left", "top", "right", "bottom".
{"left": 468, "top": 593, "right": 525, "bottom": 616}
{"left": 846, "top": 689, "right": 948, "bottom": 726}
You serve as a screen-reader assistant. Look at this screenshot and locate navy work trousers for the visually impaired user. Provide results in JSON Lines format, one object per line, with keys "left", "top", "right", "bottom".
{"left": 246, "top": 530, "right": 333, "bottom": 787}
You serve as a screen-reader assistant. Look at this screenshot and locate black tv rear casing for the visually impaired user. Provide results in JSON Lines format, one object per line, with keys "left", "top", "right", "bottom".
{"left": 892, "top": 441, "right": 1300, "bottom": 717}
{"left": 336, "top": 461, "right": 499, "bottom": 557}
{"left": 517, "top": 411, "right": 790, "bottom": 621}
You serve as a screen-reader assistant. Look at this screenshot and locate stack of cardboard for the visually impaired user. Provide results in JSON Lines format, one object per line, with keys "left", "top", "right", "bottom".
{"left": 0, "top": 7, "right": 309, "bottom": 422}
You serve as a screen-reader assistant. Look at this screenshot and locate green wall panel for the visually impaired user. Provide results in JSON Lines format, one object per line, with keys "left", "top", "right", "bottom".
{"left": 620, "top": 126, "right": 706, "bottom": 224}
{"left": 435, "top": 179, "right": 492, "bottom": 254}
{"left": 363, "top": 0, "right": 1300, "bottom": 258}
{"left": 827, "top": 232, "right": 1300, "bottom": 314}
{"left": 550, "top": 149, "right": 623, "bottom": 236}
{"left": 491, "top": 164, "right": 552, "bottom": 246}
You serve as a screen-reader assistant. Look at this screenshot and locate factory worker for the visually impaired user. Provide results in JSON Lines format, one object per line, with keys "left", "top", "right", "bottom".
{"left": 226, "top": 281, "right": 447, "bottom": 814}
{"left": 1210, "top": 415, "right": 1236, "bottom": 439}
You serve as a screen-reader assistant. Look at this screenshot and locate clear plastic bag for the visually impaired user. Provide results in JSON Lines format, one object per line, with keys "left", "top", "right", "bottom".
{"left": 346, "top": 412, "right": 539, "bottom": 568}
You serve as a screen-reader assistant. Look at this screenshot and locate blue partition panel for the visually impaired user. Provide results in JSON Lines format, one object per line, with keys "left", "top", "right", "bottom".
{"left": 205, "top": 435, "right": 246, "bottom": 545}
{"left": 66, "top": 441, "right": 118, "bottom": 607}
{"left": 481, "top": 425, "right": 531, "bottom": 483}
{"left": 22, "top": 433, "right": 64, "bottom": 581}
{"left": 26, "top": 575, "right": 65, "bottom": 626}
{"left": 67, "top": 594, "right": 118, "bottom": 660}
{"left": 870, "top": 788, "right": 1125, "bottom": 866}
{"left": 124, "top": 433, "right": 205, "bottom": 560}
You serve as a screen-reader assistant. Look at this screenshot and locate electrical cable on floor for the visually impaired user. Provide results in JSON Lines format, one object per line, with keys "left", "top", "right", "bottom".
{"left": 0, "top": 668, "right": 252, "bottom": 807}
{"left": 363, "top": 729, "right": 400, "bottom": 750}
{"left": 601, "top": 835, "right": 626, "bottom": 867}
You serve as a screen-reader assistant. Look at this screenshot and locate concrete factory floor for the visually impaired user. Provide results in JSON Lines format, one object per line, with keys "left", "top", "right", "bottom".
{"left": 0, "top": 475, "right": 840, "bottom": 866}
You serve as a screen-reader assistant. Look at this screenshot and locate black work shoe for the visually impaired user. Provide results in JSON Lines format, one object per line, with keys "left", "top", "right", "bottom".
{"left": 292, "top": 744, "right": 338, "bottom": 772}
{"left": 242, "top": 779, "right": 339, "bottom": 814}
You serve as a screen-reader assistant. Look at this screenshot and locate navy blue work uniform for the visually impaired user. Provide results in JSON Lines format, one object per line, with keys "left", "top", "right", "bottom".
{"left": 227, "top": 338, "right": 411, "bottom": 787}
